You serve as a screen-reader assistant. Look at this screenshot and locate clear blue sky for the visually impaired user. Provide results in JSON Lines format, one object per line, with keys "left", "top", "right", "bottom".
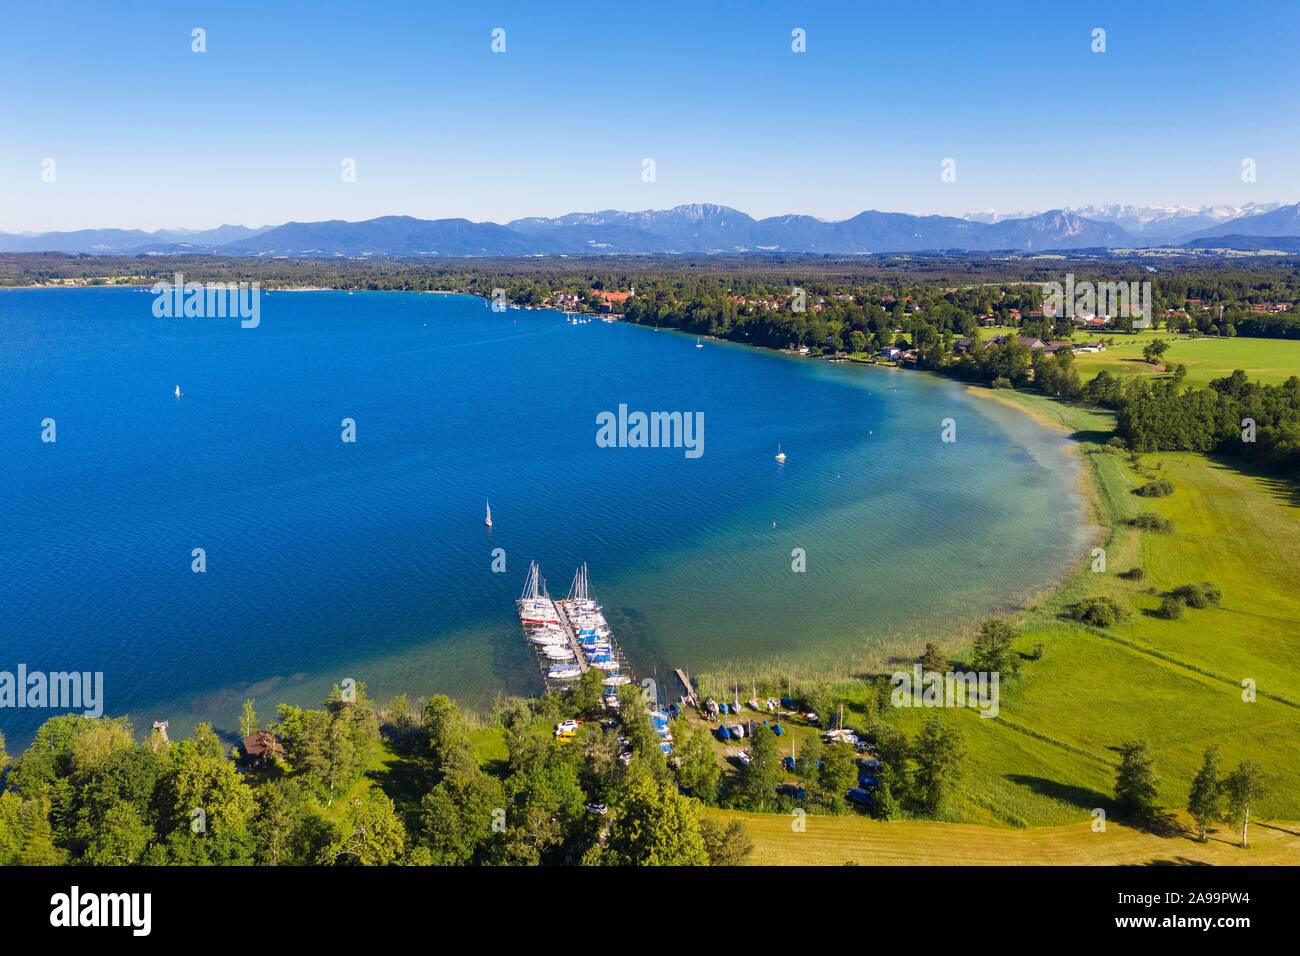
{"left": 2, "top": 0, "right": 1297, "bottom": 231}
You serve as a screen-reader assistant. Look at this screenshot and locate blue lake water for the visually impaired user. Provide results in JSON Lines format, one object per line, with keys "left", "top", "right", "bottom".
{"left": 0, "top": 287, "right": 1090, "bottom": 742}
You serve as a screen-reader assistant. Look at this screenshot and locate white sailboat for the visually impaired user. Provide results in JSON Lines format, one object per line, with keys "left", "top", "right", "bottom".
{"left": 484, "top": 498, "right": 492, "bottom": 528}
{"left": 174, "top": 385, "right": 182, "bottom": 399}
{"left": 517, "top": 562, "right": 559, "bottom": 625}
{"left": 695, "top": 337, "right": 703, "bottom": 348}
{"left": 775, "top": 444, "right": 786, "bottom": 462}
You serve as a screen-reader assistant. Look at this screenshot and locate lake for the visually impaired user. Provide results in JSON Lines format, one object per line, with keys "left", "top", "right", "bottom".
{"left": 0, "top": 287, "right": 1090, "bottom": 741}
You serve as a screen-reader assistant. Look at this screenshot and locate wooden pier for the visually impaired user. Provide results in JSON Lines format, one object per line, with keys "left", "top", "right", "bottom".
{"left": 675, "top": 668, "right": 698, "bottom": 707}
{"left": 553, "top": 601, "right": 590, "bottom": 675}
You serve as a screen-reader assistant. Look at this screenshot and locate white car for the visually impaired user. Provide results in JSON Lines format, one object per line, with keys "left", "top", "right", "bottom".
{"left": 555, "top": 719, "right": 579, "bottom": 735}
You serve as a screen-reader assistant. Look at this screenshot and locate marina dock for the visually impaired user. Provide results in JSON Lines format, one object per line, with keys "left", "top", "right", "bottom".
{"left": 553, "top": 601, "right": 589, "bottom": 675}
{"left": 516, "top": 561, "right": 633, "bottom": 696}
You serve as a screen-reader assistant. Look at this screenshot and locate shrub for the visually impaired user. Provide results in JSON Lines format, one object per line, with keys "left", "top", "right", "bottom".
{"left": 1155, "top": 595, "right": 1185, "bottom": 620}
{"left": 1106, "top": 437, "right": 1128, "bottom": 453}
{"left": 1136, "top": 478, "right": 1174, "bottom": 498}
{"left": 991, "top": 376, "right": 1012, "bottom": 389}
{"left": 1118, "top": 567, "right": 1146, "bottom": 582}
{"left": 1071, "top": 596, "right": 1128, "bottom": 628}
{"left": 1170, "top": 582, "right": 1222, "bottom": 609}
{"left": 1129, "top": 513, "right": 1174, "bottom": 533}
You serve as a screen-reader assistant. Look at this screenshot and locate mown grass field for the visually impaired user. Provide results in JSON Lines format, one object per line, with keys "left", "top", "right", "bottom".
{"left": 976, "top": 325, "right": 1300, "bottom": 387}
{"left": 1073, "top": 332, "right": 1300, "bottom": 387}
{"left": 706, "top": 808, "right": 1300, "bottom": 866}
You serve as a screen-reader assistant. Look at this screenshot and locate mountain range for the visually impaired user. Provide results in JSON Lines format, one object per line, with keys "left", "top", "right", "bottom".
{"left": 4, "top": 202, "right": 1299, "bottom": 258}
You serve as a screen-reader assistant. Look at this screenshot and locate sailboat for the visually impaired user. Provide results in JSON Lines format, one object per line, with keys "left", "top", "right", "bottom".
{"left": 174, "top": 385, "right": 182, "bottom": 399}
{"left": 695, "top": 337, "right": 703, "bottom": 348}
{"left": 484, "top": 498, "right": 493, "bottom": 528}
{"left": 775, "top": 444, "right": 786, "bottom": 463}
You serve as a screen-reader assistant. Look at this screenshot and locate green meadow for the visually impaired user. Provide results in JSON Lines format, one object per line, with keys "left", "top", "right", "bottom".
{"left": 791, "top": 388, "right": 1300, "bottom": 829}
{"left": 977, "top": 325, "right": 1300, "bottom": 387}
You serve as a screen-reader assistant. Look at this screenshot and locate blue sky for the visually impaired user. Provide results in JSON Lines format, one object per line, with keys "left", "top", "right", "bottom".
{"left": 2, "top": 0, "right": 1297, "bottom": 231}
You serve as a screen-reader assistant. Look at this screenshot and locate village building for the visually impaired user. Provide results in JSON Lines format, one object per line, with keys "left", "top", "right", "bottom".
{"left": 242, "top": 731, "right": 286, "bottom": 767}
{"left": 591, "top": 288, "right": 635, "bottom": 312}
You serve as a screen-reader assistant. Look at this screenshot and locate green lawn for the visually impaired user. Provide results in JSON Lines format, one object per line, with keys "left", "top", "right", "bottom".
{"left": 974, "top": 325, "right": 1300, "bottom": 387}
{"left": 913, "top": 390, "right": 1300, "bottom": 825}
{"left": 1072, "top": 332, "right": 1300, "bottom": 387}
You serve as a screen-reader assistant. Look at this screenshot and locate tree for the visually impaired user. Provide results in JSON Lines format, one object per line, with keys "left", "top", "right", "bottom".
{"left": 969, "top": 620, "right": 1020, "bottom": 676}
{"left": 817, "top": 742, "right": 859, "bottom": 812}
{"left": 81, "top": 802, "right": 152, "bottom": 865}
{"left": 674, "top": 726, "right": 721, "bottom": 804}
{"left": 239, "top": 700, "right": 258, "bottom": 740}
{"left": 735, "top": 724, "right": 781, "bottom": 810}
{"left": 919, "top": 642, "right": 947, "bottom": 673}
{"left": 499, "top": 759, "right": 585, "bottom": 865}
{"left": 327, "top": 789, "right": 406, "bottom": 865}
{"left": 417, "top": 769, "right": 505, "bottom": 865}
{"left": 161, "top": 730, "right": 255, "bottom": 839}
{"left": 251, "top": 778, "right": 333, "bottom": 866}
{"left": 912, "top": 716, "right": 965, "bottom": 816}
{"left": 1222, "top": 761, "right": 1266, "bottom": 849}
{"left": 18, "top": 797, "right": 63, "bottom": 866}
{"left": 699, "top": 817, "right": 754, "bottom": 866}
{"left": 1186, "top": 746, "right": 1222, "bottom": 842}
{"left": 1114, "top": 740, "right": 1159, "bottom": 819}
{"left": 1142, "top": 339, "right": 1170, "bottom": 364}
{"left": 871, "top": 765, "right": 902, "bottom": 820}
{"left": 616, "top": 683, "right": 667, "bottom": 779}
{"left": 71, "top": 745, "right": 164, "bottom": 860}
{"left": 597, "top": 765, "right": 708, "bottom": 866}
{"left": 383, "top": 693, "right": 419, "bottom": 738}
{"left": 422, "top": 694, "right": 478, "bottom": 779}
{"left": 795, "top": 733, "right": 824, "bottom": 785}
{"left": 572, "top": 667, "right": 606, "bottom": 715}
{"left": 0, "top": 793, "right": 23, "bottom": 866}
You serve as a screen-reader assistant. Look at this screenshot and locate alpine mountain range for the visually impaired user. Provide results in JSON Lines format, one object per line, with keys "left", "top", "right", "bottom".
{"left": 5, "top": 200, "right": 1300, "bottom": 258}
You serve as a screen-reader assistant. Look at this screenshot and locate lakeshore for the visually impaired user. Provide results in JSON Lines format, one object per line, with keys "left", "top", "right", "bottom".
{"left": 0, "top": 287, "right": 1090, "bottom": 746}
